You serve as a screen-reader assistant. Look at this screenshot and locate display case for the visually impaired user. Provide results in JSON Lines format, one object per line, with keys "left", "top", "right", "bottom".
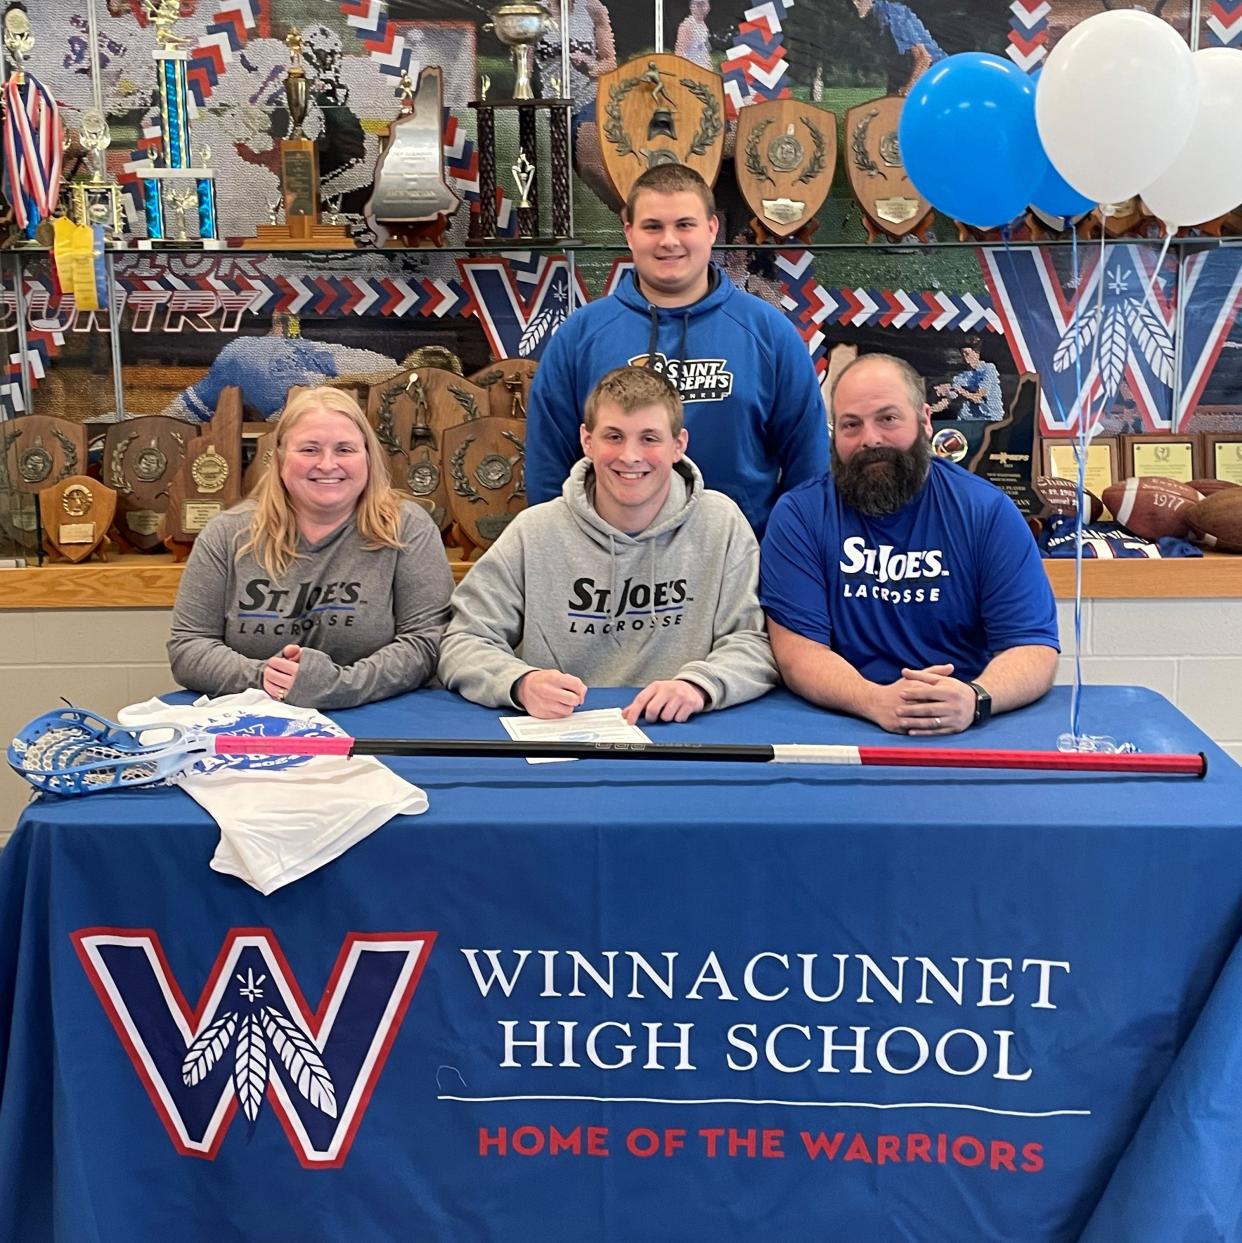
{"left": 1, "top": 0, "right": 1240, "bottom": 574}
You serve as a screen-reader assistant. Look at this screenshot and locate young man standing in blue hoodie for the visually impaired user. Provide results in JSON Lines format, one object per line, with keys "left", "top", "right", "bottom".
{"left": 438, "top": 366, "right": 778, "bottom": 722}
{"left": 524, "top": 164, "right": 827, "bottom": 535}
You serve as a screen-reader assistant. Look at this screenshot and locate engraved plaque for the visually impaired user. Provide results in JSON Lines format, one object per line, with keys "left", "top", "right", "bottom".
{"left": 182, "top": 501, "right": 224, "bottom": 532}
{"left": 38, "top": 475, "right": 116, "bottom": 563}
{"left": 735, "top": 100, "right": 834, "bottom": 240}
{"left": 2, "top": 416, "right": 87, "bottom": 497}
{"left": 366, "top": 66, "right": 461, "bottom": 223}
{"left": 103, "top": 415, "right": 197, "bottom": 551}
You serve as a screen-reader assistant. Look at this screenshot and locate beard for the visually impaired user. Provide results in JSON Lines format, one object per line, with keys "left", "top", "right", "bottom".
{"left": 832, "top": 429, "right": 932, "bottom": 517}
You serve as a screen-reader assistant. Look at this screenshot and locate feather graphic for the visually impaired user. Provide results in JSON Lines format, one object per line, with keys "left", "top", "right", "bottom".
{"left": 233, "top": 1014, "right": 269, "bottom": 1123}
{"left": 181, "top": 1011, "right": 238, "bottom": 1087}
{"left": 1052, "top": 308, "right": 1099, "bottom": 373}
{"left": 518, "top": 305, "right": 562, "bottom": 357}
{"left": 1125, "top": 300, "right": 1176, "bottom": 385}
{"left": 1096, "top": 305, "right": 1131, "bottom": 409}
{"left": 261, "top": 1006, "right": 338, "bottom": 1119}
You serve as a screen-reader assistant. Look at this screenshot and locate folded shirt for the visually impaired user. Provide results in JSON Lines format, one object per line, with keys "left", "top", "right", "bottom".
{"left": 117, "top": 689, "right": 427, "bottom": 895}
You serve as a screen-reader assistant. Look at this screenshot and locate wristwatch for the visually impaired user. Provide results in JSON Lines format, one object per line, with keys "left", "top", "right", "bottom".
{"left": 969, "top": 682, "right": 992, "bottom": 726}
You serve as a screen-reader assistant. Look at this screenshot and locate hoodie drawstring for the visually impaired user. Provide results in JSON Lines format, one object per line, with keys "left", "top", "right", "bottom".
{"left": 645, "top": 306, "right": 659, "bottom": 368}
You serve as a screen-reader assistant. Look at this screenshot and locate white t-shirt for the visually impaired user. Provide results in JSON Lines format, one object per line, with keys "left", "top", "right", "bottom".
{"left": 118, "top": 689, "right": 427, "bottom": 895}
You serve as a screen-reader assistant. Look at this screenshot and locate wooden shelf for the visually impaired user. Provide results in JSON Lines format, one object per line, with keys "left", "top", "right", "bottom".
{"left": 3, "top": 551, "right": 1242, "bottom": 609}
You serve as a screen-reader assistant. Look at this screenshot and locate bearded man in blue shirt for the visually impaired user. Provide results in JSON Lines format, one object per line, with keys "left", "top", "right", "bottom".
{"left": 760, "top": 353, "right": 1059, "bottom": 736}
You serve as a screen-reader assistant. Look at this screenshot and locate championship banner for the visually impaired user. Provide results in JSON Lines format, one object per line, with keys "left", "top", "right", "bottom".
{"left": 980, "top": 244, "right": 1177, "bottom": 434}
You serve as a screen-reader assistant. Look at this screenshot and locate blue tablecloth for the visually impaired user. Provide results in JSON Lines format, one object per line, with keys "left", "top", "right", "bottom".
{"left": 1, "top": 685, "right": 1241, "bottom": 1243}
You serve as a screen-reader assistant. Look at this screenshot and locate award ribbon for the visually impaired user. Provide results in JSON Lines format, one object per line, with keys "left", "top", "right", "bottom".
{"left": 1, "top": 76, "right": 63, "bottom": 230}
{"left": 52, "top": 218, "right": 107, "bottom": 313}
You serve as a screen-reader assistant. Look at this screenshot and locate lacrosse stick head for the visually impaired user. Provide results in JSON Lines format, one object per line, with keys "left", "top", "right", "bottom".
{"left": 8, "top": 707, "right": 200, "bottom": 796}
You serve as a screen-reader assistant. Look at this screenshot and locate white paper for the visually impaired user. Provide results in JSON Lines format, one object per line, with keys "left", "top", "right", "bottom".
{"left": 500, "top": 708, "right": 651, "bottom": 763}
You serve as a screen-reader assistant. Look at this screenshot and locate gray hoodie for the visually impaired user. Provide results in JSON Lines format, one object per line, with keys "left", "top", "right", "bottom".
{"left": 438, "top": 455, "right": 778, "bottom": 710}
{"left": 169, "top": 499, "right": 452, "bottom": 709}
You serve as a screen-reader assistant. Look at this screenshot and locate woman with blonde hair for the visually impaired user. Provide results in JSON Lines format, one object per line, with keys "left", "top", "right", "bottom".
{"left": 169, "top": 385, "right": 452, "bottom": 708}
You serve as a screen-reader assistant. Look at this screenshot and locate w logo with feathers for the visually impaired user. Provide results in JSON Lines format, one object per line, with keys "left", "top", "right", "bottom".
{"left": 74, "top": 929, "right": 434, "bottom": 1167}
{"left": 182, "top": 967, "right": 338, "bottom": 1125}
{"left": 457, "top": 255, "right": 592, "bottom": 361}
{"left": 981, "top": 245, "right": 1177, "bottom": 433}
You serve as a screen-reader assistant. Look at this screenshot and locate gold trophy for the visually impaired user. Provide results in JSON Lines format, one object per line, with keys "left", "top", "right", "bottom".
{"left": 244, "top": 30, "right": 353, "bottom": 248}
{"left": 482, "top": 2, "right": 552, "bottom": 101}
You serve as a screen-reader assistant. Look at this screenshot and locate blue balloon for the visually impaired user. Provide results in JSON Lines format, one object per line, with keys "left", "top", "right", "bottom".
{"left": 899, "top": 52, "right": 1045, "bottom": 229}
{"left": 1030, "top": 161, "right": 1095, "bottom": 218}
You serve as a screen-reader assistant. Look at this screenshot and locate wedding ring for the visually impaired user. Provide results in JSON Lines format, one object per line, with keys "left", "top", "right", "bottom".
{"left": 933, "top": 717, "right": 941, "bottom": 729}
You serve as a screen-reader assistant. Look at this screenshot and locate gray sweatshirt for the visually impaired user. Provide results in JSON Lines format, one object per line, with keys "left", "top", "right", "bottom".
{"left": 438, "top": 456, "right": 778, "bottom": 710}
{"left": 169, "top": 499, "right": 453, "bottom": 709}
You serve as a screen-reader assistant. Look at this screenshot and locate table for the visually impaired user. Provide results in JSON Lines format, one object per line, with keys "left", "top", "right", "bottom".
{"left": 1, "top": 686, "right": 1240, "bottom": 1242}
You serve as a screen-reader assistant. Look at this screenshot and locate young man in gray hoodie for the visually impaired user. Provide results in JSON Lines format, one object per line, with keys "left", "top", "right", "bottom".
{"left": 438, "top": 366, "right": 778, "bottom": 723}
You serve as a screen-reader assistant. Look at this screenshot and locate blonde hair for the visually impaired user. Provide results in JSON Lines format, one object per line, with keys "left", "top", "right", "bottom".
{"left": 583, "top": 365, "right": 684, "bottom": 434}
{"left": 239, "top": 385, "right": 403, "bottom": 579}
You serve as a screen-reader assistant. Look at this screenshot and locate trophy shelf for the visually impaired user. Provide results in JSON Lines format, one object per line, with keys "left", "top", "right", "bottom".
{"left": 4, "top": 552, "right": 1242, "bottom": 610}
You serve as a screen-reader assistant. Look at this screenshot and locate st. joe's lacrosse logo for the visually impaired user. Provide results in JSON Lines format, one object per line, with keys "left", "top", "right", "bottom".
{"left": 73, "top": 929, "right": 435, "bottom": 1167}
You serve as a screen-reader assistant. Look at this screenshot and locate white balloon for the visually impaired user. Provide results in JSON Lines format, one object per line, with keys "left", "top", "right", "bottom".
{"left": 1141, "top": 48, "right": 1242, "bottom": 226}
{"left": 1036, "top": 10, "right": 1197, "bottom": 205}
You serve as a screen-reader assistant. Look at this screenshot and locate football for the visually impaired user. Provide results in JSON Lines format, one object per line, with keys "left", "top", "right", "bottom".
{"left": 1186, "top": 489, "right": 1242, "bottom": 553}
{"left": 1102, "top": 476, "right": 1203, "bottom": 541}
{"left": 1034, "top": 475, "right": 1104, "bottom": 521}
{"left": 1189, "top": 478, "right": 1241, "bottom": 498}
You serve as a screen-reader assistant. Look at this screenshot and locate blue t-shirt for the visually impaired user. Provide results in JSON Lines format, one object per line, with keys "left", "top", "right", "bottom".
{"left": 760, "top": 459, "right": 1059, "bottom": 684}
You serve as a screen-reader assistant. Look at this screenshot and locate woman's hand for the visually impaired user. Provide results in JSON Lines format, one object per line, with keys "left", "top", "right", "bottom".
{"left": 262, "top": 644, "right": 302, "bottom": 702}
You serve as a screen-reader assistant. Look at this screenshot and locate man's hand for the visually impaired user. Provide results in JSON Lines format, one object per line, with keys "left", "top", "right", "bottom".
{"left": 262, "top": 644, "right": 302, "bottom": 702}
{"left": 516, "top": 669, "right": 588, "bottom": 719}
{"left": 622, "top": 680, "right": 708, "bottom": 725}
{"left": 893, "top": 663, "right": 976, "bottom": 735}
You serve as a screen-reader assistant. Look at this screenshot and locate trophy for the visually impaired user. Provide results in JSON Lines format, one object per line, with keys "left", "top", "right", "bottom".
{"left": 140, "top": 0, "right": 220, "bottom": 243}
{"left": 1, "top": 4, "right": 63, "bottom": 245}
{"left": 245, "top": 30, "right": 353, "bottom": 248}
{"left": 470, "top": 2, "right": 575, "bottom": 243}
{"left": 482, "top": 2, "right": 551, "bottom": 101}
{"left": 65, "top": 108, "right": 124, "bottom": 238}
{"left": 365, "top": 67, "right": 461, "bottom": 247}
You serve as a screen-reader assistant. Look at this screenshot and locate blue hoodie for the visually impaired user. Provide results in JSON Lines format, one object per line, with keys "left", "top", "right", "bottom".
{"left": 524, "top": 263, "right": 828, "bottom": 534}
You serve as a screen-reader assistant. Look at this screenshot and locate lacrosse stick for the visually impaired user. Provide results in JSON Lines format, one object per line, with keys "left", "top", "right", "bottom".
{"left": 8, "top": 706, "right": 1208, "bottom": 798}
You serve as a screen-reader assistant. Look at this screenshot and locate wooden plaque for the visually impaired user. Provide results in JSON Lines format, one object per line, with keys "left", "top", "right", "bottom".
{"left": 844, "top": 97, "right": 930, "bottom": 241}
{"left": 469, "top": 358, "right": 537, "bottom": 420}
{"left": 1, "top": 415, "right": 87, "bottom": 495}
{"left": 1042, "top": 438, "right": 1120, "bottom": 516}
{"left": 209, "top": 385, "right": 244, "bottom": 458}
{"left": 367, "top": 368, "right": 492, "bottom": 533}
{"left": 1203, "top": 434, "right": 1242, "bottom": 487}
{"left": 597, "top": 53, "right": 725, "bottom": 204}
{"left": 735, "top": 100, "right": 835, "bottom": 240}
{"left": 442, "top": 415, "right": 526, "bottom": 554}
{"left": 102, "top": 415, "right": 198, "bottom": 550}
{"left": 164, "top": 437, "right": 242, "bottom": 547}
{"left": 38, "top": 475, "right": 117, "bottom": 563}
{"left": 1122, "top": 433, "right": 1200, "bottom": 483}
{"left": 242, "top": 430, "right": 277, "bottom": 495}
